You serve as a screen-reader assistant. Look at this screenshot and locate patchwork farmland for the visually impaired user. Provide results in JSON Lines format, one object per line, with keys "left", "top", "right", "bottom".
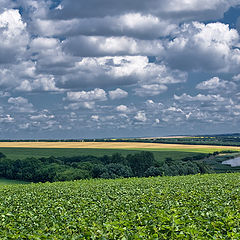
{"left": 0, "top": 141, "right": 239, "bottom": 238}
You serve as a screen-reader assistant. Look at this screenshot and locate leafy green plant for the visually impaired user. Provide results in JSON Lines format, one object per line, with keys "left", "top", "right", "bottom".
{"left": 0, "top": 173, "right": 239, "bottom": 239}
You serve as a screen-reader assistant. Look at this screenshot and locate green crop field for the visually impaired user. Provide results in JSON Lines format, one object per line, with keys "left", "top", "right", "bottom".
{"left": 0, "top": 173, "right": 239, "bottom": 239}
{"left": 0, "top": 178, "right": 28, "bottom": 186}
{"left": 0, "top": 147, "right": 209, "bottom": 162}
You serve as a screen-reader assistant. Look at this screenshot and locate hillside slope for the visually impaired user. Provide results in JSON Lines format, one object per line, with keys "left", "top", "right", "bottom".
{"left": 0, "top": 173, "right": 239, "bottom": 239}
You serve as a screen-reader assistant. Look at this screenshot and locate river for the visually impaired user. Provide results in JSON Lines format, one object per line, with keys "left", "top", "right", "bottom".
{"left": 222, "top": 157, "right": 240, "bottom": 167}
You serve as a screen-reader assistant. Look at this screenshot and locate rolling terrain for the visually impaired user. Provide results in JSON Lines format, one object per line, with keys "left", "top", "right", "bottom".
{"left": 0, "top": 141, "right": 239, "bottom": 238}
{"left": 0, "top": 173, "right": 239, "bottom": 239}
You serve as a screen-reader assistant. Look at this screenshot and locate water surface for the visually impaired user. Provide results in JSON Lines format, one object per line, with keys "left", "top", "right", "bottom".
{"left": 222, "top": 157, "right": 240, "bottom": 167}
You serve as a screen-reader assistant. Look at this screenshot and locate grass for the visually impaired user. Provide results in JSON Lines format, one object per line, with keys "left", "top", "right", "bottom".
{"left": 0, "top": 178, "right": 29, "bottom": 186}
{"left": 126, "top": 147, "right": 234, "bottom": 153}
{"left": 0, "top": 142, "right": 239, "bottom": 161}
{"left": 0, "top": 147, "right": 208, "bottom": 162}
{"left": 0, "top": 173, "right": 239, "bottom": 239}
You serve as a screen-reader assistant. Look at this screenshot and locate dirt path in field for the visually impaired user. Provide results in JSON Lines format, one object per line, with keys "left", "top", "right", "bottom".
{"left": 0, "top": 142, "right": 239, "bottom": 150}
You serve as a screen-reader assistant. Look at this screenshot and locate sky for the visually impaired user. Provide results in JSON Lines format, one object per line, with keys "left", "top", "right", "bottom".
{"left": 0, "top": 0, "right": 240, "bottom": 139}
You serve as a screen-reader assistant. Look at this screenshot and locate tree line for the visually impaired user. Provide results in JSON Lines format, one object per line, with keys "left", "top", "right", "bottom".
{"left": 0, "top": 152, "right": 212, "bottom": 183}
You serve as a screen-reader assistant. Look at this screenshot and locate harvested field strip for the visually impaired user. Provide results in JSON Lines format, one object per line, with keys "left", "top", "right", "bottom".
{"left": 0, "top": 141, "right": 239, "bottom": 151}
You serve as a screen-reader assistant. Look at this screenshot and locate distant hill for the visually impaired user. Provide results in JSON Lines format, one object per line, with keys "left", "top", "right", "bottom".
{"left": 197, "top": 133, "right": 240, "bottom": 137}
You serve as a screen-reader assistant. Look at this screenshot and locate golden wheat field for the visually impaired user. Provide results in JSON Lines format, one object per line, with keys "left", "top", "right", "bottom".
{"left": 0, "top": 141, "right": 239, "bottom": 151}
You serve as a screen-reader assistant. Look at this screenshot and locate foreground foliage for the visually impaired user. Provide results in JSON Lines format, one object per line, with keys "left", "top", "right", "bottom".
{"left": 0, "top": 173, "right": 239, "bottom": 239}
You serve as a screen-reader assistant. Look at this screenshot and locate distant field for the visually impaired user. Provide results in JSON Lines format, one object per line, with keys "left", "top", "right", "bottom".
{"left": 0, "top": 147, "right": 206, "bottom": 162}
{"left": 0, "top": 141, "right": 240, "bottom": 151}
{"left": 0, "top": 142, "right": 239, "bottom": 162}
{"left": 0, "top": 178, "right": 28, "bottom": 186}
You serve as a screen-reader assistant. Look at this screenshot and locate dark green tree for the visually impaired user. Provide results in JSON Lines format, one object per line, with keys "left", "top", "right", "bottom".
{"left": 127, "top": 151, "right": 155, "bottom": 177}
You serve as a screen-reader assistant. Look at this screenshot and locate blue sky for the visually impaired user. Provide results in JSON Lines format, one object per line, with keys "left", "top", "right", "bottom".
{"left": 0, "top": 0, "right": 240, "bottom": 139}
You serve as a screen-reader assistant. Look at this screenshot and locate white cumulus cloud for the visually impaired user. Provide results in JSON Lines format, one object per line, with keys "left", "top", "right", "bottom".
{"left": 134, "top": 111, "right": 147, "bottom": 122}
{"left": 196, "top": 77, "right": 237, "bottom": 92}
{"left": 174, "top": 93, "right": 225, "bottom": 102}
{"left": 0, "top": 9, "right": 29, "bottom": 64}
{"left": 116, "top": 105, "right": 129, "bottom": 112}
{"left": 66, "top": 88, "right": 107, "bottom": 101}
{"left": 164, "top": 22, "right": 240, "bottom": 72}
{"left": 109, "top": 88, "right": 128, "bottom": 100}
